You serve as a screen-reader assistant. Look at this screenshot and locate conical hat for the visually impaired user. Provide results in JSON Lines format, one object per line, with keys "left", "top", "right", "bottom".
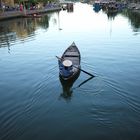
{"left": 63, "top": 60, "right": 72, "bottom": 67}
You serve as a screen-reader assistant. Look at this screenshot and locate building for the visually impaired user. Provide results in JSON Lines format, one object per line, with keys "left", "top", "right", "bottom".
{"left": 1, "top": 0, "right": 15, "bottom": 7}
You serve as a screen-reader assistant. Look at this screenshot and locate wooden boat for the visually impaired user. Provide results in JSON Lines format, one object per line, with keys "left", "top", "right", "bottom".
{"left": 58, "top": 42, "right": 81, "bottom": 81}
{"left": 24, "top": 14, "right": 42, "bottom": 18}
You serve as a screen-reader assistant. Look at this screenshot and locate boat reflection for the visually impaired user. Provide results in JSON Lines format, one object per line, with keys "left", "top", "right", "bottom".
{"left": 60, "top": 71, "right": 80, "bottom": 100}
{"left": 121, "top": 10, "right": 140, "bottom": 32}
{"left": 60, "top": 71, "right": 94, "bottom": 100}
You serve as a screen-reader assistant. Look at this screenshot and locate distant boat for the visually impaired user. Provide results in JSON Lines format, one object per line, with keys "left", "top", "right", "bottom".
{"left": 24, "top": 14, "right": 42, "bottom": 18}
{"left": 61, "top": 4, "right": 67, "bottom": 10}
{"left": 57, "top": 42, "right": 81, "bottom": 81}
{"left": 93, "top": 1, "right": 101, "bottom": 12}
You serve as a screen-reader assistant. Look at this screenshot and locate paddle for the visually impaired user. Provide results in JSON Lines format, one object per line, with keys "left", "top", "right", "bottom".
{"left": 56, "top": 56, "right": 94, "bottom": 77}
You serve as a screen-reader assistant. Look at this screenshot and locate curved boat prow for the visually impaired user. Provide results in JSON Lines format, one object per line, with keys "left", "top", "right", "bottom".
{"left": 58, "top": 42, "right": 81, "bottom": 81}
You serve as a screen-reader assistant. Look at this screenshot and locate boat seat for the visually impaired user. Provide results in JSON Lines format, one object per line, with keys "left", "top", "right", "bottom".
{"left": 64, "top": 52, "right": 79, "bottom": 57}
{"left": 64, "top": 55, "right": 79, "bottom": 57}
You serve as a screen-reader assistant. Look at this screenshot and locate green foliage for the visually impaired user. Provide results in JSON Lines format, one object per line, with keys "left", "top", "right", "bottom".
{"left": 29, "top": 0, "right": 38, "bottom": 3}
{"left": 37, "top": 0, "right": 48, "bottom": 3}
{"left": 29, "top": 0, "right": 56, "bottom": 4}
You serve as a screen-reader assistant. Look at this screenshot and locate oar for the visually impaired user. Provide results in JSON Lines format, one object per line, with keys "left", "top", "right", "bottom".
{"left": 56, "top": 56, "right": 94, "bottom": 77}
{"left": 73, "top": 65, "right": 94, "bottom": 77}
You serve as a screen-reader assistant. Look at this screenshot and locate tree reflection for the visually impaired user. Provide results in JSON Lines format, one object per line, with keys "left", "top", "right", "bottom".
{"left": 0, "top": 25, "right": 16, "bottom": 49}
{"left": 0, "top": 15, "right": 50, "bottom": 48}
{"left": 121, "top": 10, "right": 140, "bottom": 32}
{"left": 107, "top": 11, "right": 118, "bottom": 20}
{"left": 36, "top": 15, "right": 49, "bottom": 29}
{"left": 102, "top": 9, "right": 118, "bottom": 20}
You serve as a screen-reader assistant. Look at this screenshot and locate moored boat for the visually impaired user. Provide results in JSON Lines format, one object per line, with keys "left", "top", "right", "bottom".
{"left": 57, "top": 42, "right": 81, "bottom": 81}
{"left": 24, "top": 14, "right": 42, "bottom": 18}
{"left": 93, "top": 1, "right": 101, "bottom": 12}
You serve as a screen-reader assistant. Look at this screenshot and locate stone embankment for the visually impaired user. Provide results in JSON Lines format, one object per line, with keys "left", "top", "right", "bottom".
{"left": 128, "top": 3, "right": 140, "bottom": 13}
{"left": 0, "top": 7, "right": 61, "bottom": 21}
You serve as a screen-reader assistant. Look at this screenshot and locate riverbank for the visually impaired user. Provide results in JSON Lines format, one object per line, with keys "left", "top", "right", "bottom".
{"left": 0, "top": 7, "right": 61, "bottom": 21}
{"left": 127, "top": 2, "right": 140, "bottom": 13}
{"left": 128, "top": 2, "right": 140, "bottom": 10}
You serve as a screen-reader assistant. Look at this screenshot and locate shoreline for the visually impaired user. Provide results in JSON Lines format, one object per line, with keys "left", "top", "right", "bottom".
{"left": 0, "top": 7, "right": 61, "bottom": 21}
{"left": 127, "top": 2, "right": 140, "bottom": 13}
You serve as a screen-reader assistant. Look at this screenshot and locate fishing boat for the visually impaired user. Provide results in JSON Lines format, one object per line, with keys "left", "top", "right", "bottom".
{"left": 57, "top": 42, "right": 81, "bottom": 81}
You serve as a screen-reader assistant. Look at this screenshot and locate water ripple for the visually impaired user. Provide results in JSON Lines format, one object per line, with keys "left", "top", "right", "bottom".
{"left": 74, "top": 76, "right": 104, "bottom": 96}
{"left": 103, "top": 76, "right": 140, "bottom": 114}
{"left": 71, "top": 61, "right": 104, "bottom": 96}
{"left": 0, "top": 104, "right": 26, "bottom": 140}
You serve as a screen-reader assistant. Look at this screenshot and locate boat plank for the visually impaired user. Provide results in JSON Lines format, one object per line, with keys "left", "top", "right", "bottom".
{"left": 58, "top": 42, "right": 81, "bottom": 81}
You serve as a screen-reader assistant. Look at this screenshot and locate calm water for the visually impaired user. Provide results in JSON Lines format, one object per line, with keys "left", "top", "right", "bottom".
{"left": 0, "top": 3, "right": 140, "bottom": 140}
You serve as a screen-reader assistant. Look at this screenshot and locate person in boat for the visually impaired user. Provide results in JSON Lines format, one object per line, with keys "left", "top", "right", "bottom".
{"left": 60, "top": 59, "right": 73, "bottom": 78}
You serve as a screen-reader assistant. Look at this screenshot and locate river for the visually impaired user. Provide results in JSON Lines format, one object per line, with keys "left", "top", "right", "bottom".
{"left": 0, "top": 2, "right": 140, "bottom": 140}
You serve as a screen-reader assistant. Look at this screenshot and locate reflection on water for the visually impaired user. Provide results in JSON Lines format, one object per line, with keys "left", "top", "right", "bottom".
{"left": 0, "top": 8, "right": 140, "bottom": 49}
{"left": 0, "top": 15, "right": 49, "bottom": 48}
{"left": 95, "top": 7, "right": 140, "bottom": 30}
{"left": 0, "top": 3, "right": 140, "bottom": 140}
{"left": 76, "top": 76, "right": 94, "bottom": 88}
{"left": 106, "top": 11, "right": 118, "bottom": 20}
{"left": 60, "top": 71, "right": 80, "bottom": 100}
{"left": 121, "top": 9, "right": 140, "bottom": 32}
{"left": 60, "top": 70, "right": 95, "bottom": 100}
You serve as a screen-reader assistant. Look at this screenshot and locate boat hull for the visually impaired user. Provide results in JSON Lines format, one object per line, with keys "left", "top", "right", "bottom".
{"left": 58, "top": 42, "right": 81, "bottom": 81}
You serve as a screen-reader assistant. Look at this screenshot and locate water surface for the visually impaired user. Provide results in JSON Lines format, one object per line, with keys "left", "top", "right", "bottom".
{"left": 0, "top": 3, "right": 140, "bottom": 140}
